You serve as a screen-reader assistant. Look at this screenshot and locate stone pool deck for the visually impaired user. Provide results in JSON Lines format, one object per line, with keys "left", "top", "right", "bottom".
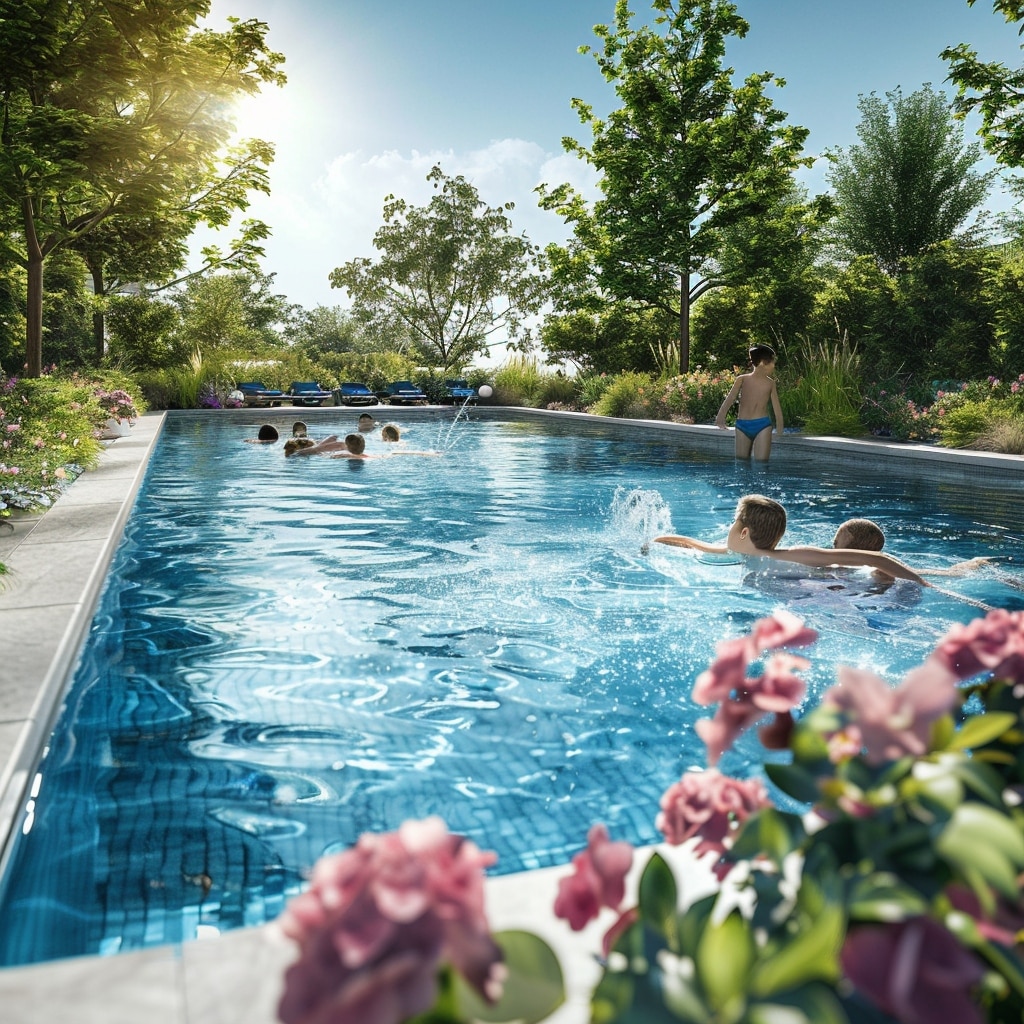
{"left": 0, "top": 408, "right": 1022, "bottom": 1022}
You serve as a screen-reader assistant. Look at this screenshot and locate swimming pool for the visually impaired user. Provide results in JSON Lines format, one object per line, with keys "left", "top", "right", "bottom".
{"left": 0, "top": 412, "right": 1021, "bottom": 966}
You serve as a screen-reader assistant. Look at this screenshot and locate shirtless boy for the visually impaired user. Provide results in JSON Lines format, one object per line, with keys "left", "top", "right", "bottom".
{"left": 715, "top": 345, "right": 784, "bottom": 460}
{"left": 653, "top": 495, "right": 931, "bottom": 585}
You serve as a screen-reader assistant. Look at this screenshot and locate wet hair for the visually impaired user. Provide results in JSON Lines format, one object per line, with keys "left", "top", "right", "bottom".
{"left": 283, "top": 437, "right": 315, "bottom": 456}
{"left": 381, "top": 424, "right": 401, "bottom": 442}
{"left": 833, "top": 518, "right": 885, "bottom": 551}
{"left": 256, "top": 424, "right": 279, "bottom": 442}
{"left": 344, "top": 432, "right": 366, "bottom": 454}
{"left": 748, "top": 344, "right": 776, "bottom": 367}
{"left": 735, "top": 494, "right": 786, "bottom": 550}
{"left": 291, "top": 421, "right": 308, "bottom": 437}
{"left": 357, "top": 414, "right": 375, "bottom": 430}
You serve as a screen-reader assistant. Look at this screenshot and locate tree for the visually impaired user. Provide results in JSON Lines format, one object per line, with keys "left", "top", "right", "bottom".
{"left": 0, "top": 0, "right": 285, "bottom": 376}
{"left": 329, "top": 165, "right": 547, "bottom": 372}
{"left": 537, "top": 0, "right": 810, "bottom": 373}
{"left": 943, "top": 0, "right": 1024, "bottom": 166}
{"left": 825, "top": 86, "right": 995, "bottom": 275}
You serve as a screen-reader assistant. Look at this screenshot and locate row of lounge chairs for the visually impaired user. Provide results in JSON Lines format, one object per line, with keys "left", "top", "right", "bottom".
{"left": 236, "top": 379, "right": 477, "bottom": 408}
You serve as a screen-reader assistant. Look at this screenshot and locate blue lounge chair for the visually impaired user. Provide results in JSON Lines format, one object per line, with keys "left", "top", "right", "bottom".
{"left": 237, "top": 381, "right": 288, "bottom": 407}
{"left": 288, "top": 382, "right": 333, "bottom": 407}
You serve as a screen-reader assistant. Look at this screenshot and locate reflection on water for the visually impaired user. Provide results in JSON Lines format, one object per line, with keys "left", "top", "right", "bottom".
{"left": 1, "top": 414, "right": 1022, "bottom": 965}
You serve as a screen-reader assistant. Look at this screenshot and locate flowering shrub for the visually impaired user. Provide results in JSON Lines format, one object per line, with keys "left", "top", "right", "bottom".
{"left": 277, "top": 816, "right": 564, "bottom": 1024}
{"left": 860, "top": 383, "right": 935, "bottom": 441}
{"left": 653, "top": 366, "right": 737, "bottom": 424}
{"left": 93, "top": 386, "right": 139, "bottom": 423}
{"left": 552, "top": 608, "right": 1024, "bottom": 1023}
{"left": 279, "top": 609, "right": 1024, "bottom": 1023}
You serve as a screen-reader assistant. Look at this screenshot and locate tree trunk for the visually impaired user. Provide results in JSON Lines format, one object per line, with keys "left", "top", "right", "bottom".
{"left": 22, "top": 198, "right": 44, "bottom": 378}
{"left": 88, "top": 259, "right": 106, "bottom": 363}
{"left": 679, "top": 273, "right": 691, "bottom": 375}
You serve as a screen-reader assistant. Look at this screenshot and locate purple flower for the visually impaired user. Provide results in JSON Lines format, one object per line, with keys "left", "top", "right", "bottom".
{"left": 841, "top": 918, "right": 984, "bottom": 1024}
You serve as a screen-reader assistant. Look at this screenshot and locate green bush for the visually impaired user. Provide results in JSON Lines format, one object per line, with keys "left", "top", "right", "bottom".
{"left": 936, "top": 399, "right": 1013, "bottom": 449}
{"left": 492, "top": 357, "right": 551, "bottom": 407}
{"left": 654, "top": 365, "right": 738, "bottom": 424}
{"left": 591, "top": 372, "right": 654, "bottom": 418}
{"left": 577, "top": 374, "right": 613, "bottom": 410}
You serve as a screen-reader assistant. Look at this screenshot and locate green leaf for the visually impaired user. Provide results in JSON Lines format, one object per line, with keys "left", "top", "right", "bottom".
{"left": 947, "top": 712, "right": 1017, "bottom": 751}
{"left": 590, "top": 969, "right": 634, "bottom": 1024}
{"left": 936, "top": 803, "right": 1024, "bottom": 900}
{"left": 453, "top": 930, "right": 564, "bottom": 1024}
{"left": 751, "top": 881, "right": 844, "bottom": 996}
{"left": 847, "top": 873, "right": 928, "bottom": 923}
{"left": 747, "top": 984, "right": 849, "bottom": 1024}
{"left": 638, "top": 852, "right": 678, "bottom": 944}
{"left": 696, "top": 911, "right": 754, "bottom": 1011}
{"left": 729, "top": 807, "right": 805, "bottom": 863}
{"left": 764, "top": 762, "right": 821, "bottom": 804}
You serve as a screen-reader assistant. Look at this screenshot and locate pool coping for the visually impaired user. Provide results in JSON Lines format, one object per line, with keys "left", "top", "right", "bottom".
{"left": 0, "top": 406, "right": 1021, "bottom": 1021}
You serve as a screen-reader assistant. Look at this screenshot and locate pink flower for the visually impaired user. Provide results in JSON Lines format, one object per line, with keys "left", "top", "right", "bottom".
{"left": 841, "top": 918, "right": 985, "bottom": 1024}
{"left": 821, "top": 660, "right": 958, "bottom": 765}
{"left": 931, "top": 609, "right": 1024, "bottom": 685}
{"left": 693, "top": 613, "right": 816, "bottom": 762}
{"left": 553, "top": 824, "right": 633, "bottom": 931}
{"left": 277, "top": 817, "right": 504, "bottom": 1024}
{"left": 656, "top": 769, "right": 770, "bottom": 862}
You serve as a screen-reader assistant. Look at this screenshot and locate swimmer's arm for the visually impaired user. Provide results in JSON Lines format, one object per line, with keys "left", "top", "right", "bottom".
{"left": 770, "top": 382, "right": 784, "bottom": 434}
{"left": 771, "top": 546, "right": 930, "bottom": 585}
{"left": 652, "top": 535, "right": 728, "bottom": 554}
{"left": 919, "top": 557, "right": 992, "bottom": 577}
{"left": 715, "top": 380, "right": 742, "bottom": 428}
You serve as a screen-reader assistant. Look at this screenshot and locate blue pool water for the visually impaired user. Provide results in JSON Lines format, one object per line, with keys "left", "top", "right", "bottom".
{"left": 1, "top": 412, "right": 1022, "bottom": 966}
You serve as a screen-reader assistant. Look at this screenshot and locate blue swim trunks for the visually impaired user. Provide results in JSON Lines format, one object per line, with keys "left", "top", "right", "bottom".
{"left": 735, "top": 416, "right": 772, "bottom": 440}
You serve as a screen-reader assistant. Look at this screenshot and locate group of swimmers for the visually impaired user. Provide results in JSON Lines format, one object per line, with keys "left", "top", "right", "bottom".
{"left": 652, "top": 493, "right": 991, "bottom": 594}
{"left": 244, "top": 414, "right": 438, "bottom": 459}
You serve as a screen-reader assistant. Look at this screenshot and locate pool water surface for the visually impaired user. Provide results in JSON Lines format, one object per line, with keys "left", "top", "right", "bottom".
{"left": 0, "top": 413, "right": 1021, "bottom": 965}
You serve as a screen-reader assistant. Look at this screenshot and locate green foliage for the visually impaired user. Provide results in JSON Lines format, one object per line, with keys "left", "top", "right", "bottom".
{"left": 538, "top": 0, "right": 811, "bottom": 371}
{"left": 106, "top": 295, "right": 185, "bottom": 371}
{"left": 826, "top": 86, "right": 994, "bottom": 274}
{"left": 316, "top": 351, "right": 419, "bottom": 393}
{"left": 0, "top": 370, "right": 147, "bottom": 518}
{"left": 491, "top": 356, "right": 554, "bottom": 407}
{"left": 859, "top": 381, "right": 935, "bottom": 441}
{"left": 330, "top": 165, "right": 547, "bottom": 372}
{"left": 653, "top": 365, "right": 738, "bottom": 423}
{"left": 778, "top": 333, "right": 863, "bottom": 436}
{"left": 937, "top": 399, "right": 1022, "bottom": 450}
{"left": 590, "top": 372, "right": 654, "bottom": 419}
{"left": 539, "top": 303, "right": 673, "bottom": 375}
{"left": 943, "top": 2, "right": 1024, "bottom": 167}
{"left": 576, "top": 373, "right": 614, "bottom": 409}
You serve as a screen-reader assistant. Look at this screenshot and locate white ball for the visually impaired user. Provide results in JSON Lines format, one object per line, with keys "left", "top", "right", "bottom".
{"left": 478, "top": 385, "right": 493, "bottom": 399}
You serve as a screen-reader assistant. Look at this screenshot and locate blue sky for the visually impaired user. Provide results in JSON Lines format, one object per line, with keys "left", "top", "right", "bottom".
{"left": 203, "top": 0, "right": 1024, "bottom": 312}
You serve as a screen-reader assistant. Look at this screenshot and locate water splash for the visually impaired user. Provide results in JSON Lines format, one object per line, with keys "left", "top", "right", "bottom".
{"left": 439, "top": 394, "right": 476, "bottom": 450}
{"left": 608, "top": 486, "right": 675, "bottom": 552}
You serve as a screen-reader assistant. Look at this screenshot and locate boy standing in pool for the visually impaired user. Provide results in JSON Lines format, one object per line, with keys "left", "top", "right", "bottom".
{"left": 715, "top": 344, "right": 784, "bottom": 460}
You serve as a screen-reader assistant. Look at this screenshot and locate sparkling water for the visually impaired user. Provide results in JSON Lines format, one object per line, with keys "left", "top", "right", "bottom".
{"left": 0, "top": 413, "right": 1021, "bottom": 965}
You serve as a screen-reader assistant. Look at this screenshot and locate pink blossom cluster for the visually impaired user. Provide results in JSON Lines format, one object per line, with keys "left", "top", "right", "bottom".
{"left": 820, "top": 609, "right": 1024, "bottom": 766}
{"left": 277, "top": 817, "right": 505, "bottom": 1024}
{"left": 657, "top": 769, "right": 770, "bottom": 870}
{"left": 931, "top": 608, "right": 1024, "bottom": 686}
{"left": 693, "top": 610, "right": 817, "bottom": 764}
{"left": 553, "top": 824, "right": 633, "bottom": 932}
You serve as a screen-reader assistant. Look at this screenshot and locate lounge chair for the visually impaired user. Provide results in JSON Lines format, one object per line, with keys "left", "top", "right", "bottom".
{"left": 237, "top": 381, "right": 288, "bottom": 407}
{"left": 288, "top": 382, "right": 333, "bottom": 407}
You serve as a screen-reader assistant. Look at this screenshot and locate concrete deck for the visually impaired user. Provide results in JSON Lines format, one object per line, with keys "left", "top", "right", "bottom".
{"left": 0, "top": 408, "right": 1021, "bottom": 1022}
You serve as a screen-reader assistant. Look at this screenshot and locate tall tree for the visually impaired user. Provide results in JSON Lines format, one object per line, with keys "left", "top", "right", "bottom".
{"left": 0, "top": 0, "right": 285, "bottom": 376}
{"left": 825, "top": 85, "right": 995, "bottom": 275}
{"left": 329, "top": 165, "right": 547, "bottom": 372}
{"left": 537, "top": 0, "right": 810, "bottom": 373}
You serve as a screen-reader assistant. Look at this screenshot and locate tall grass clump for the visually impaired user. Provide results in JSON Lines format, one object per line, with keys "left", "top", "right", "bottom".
{"left": 779, "top": 332, "right": 863, "bottom": 436}
{"left": 492, "top": 357, "right": 551, "bottom": 407}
